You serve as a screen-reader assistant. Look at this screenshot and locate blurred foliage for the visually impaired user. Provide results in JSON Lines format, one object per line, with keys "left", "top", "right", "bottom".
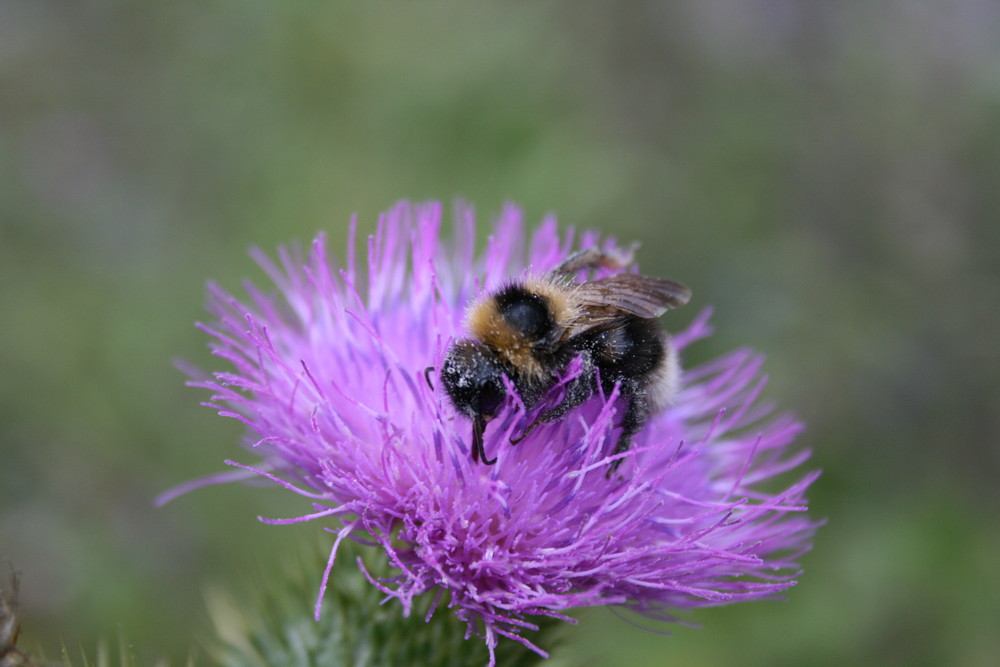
{"left": 1, "top": 1, "right": 998, "bottom": 665}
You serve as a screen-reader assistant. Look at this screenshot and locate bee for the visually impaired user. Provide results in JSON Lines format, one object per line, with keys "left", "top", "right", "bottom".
{"left": 437, "top": 245, "right": 690, "bottom": 473}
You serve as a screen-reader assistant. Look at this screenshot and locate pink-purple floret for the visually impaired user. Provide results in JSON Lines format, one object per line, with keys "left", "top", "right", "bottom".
{"left": 183, "top": 201, "right": 819, "bottom": 663}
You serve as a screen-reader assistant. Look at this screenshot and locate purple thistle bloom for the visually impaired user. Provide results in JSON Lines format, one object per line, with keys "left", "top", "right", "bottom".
{"left": 174, "top": 201, "right": 819, "bottom": 663}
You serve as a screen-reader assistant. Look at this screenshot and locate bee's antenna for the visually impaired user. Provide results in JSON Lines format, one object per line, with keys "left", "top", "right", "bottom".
{"left": 423, "top": 366, "right": 436, "bottom": 391}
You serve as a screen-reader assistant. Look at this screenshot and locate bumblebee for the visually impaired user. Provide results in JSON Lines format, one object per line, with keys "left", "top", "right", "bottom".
{"left": 438, "top": 246, "right": 690, "bottom": 473}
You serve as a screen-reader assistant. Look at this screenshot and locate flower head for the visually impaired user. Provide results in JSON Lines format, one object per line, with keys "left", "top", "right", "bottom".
{"left": 180, "top": 201, "right": 818, "bottom": 663}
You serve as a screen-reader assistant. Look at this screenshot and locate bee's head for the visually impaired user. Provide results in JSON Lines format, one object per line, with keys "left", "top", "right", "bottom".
{"left": 440, "top": 340, "right": 508, "bottom": 420}
{"left": 440, "top": 340, "right": 509, "bottom": 465}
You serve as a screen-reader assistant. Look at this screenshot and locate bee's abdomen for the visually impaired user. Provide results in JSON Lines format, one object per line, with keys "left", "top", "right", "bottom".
{"left": 584, "top": 316, "right": 665, "bottom": 384}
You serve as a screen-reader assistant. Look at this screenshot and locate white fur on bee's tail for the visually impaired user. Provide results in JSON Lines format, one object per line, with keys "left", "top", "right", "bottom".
{"left": 647, "top": 332, "right": 681, "bottom": 412}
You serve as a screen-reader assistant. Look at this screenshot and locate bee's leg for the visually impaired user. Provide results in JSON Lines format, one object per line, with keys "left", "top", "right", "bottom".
{"left": 472, "top": 416, "right": 497, "bottom": 465}
{"left": 607, "top": 381, "right": 649, "bottom": 476}
{"left": 510, "top": 353, "right": 595, "bottom": 444}
{"left": 551, "top": 244, "right": 637, "bottom": 276}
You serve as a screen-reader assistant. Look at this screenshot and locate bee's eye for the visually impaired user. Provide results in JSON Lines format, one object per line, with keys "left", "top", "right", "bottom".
{"left": 498, "top": 289, "right": 552, "bottom": 340}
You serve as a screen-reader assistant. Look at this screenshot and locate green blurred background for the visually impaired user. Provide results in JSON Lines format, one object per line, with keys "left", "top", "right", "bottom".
{"left": 2, "top": 2, "right": 999, "bottom": 665}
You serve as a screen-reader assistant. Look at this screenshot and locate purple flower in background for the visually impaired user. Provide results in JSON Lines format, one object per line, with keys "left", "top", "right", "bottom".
{"left": 174, "top": 201, "right": 819, "bottom": 663}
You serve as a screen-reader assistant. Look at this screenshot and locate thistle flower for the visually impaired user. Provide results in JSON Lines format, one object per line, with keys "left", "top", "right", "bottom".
{"left": 172, "top": 201, "right": 819, "bottom": 664}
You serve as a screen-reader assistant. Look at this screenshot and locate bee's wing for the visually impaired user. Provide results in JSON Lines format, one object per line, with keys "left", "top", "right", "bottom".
{"left": 575, "top": 274, "right": 691, "bottom": 317}
{"left": 561, "top": 274, "right": 691, "bottom": 339}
